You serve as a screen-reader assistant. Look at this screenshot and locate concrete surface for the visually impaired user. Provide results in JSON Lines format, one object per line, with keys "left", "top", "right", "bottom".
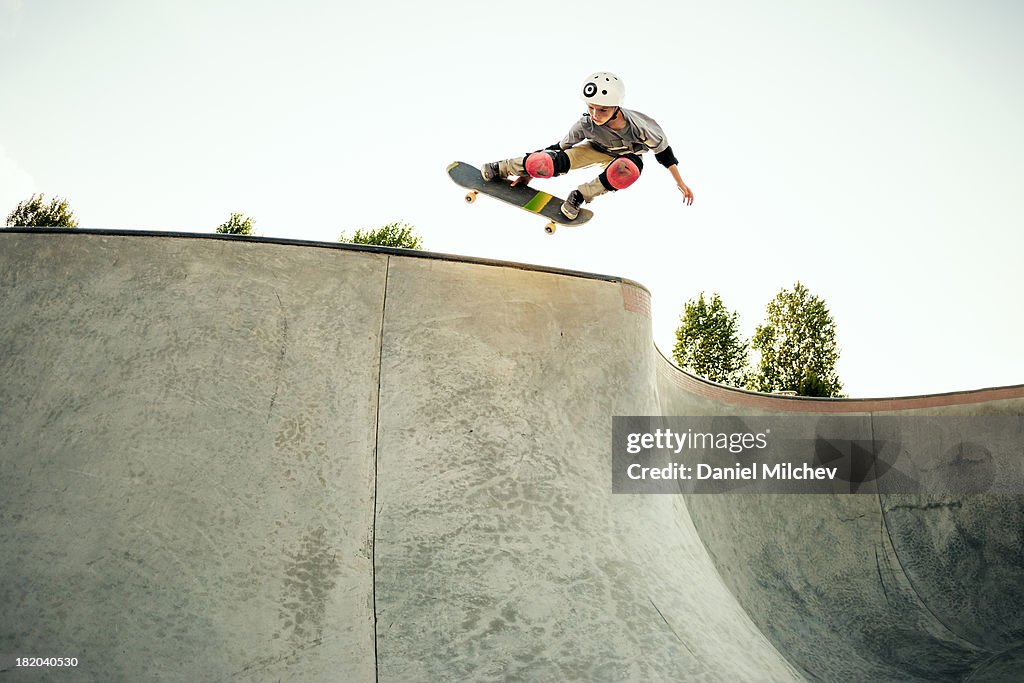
{"left": 1, "top": 229, "right": 1022, "bottom": 681}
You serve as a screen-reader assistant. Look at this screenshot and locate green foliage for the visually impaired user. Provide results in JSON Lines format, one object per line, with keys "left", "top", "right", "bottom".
{"left": 5, "top": 193, "right": 79, "bottom": 228}
{"left": 673, "top": 292, "right": 750, "bottom": 387}
{"left": 340, "top": 221, "right": 423, "bottom": 249}
{"left": 216, "top": 212, "right": 255, "bottom": 235}
{"left": 750, "top": 282, "right": 844, "bottom": 397}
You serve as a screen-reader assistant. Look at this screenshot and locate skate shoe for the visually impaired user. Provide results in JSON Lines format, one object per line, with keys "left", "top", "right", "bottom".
{"left": 561, "top": 190, "right": 585, "bottom": 220}
{"left": 480, "top": 161, "right": 503, "bottom": 182}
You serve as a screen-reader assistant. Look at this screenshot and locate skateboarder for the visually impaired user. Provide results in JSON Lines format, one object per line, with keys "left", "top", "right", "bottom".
{"left": 480, "top": 72, "right": 695, "bottom": 220}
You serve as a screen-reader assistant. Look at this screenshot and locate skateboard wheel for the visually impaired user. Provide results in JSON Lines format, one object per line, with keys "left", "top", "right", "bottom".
{"left": 465, "top": 191, "right": 478, "bottom": 204}
{"left": 545, "top": 222, "right": 556, "bottom": 235}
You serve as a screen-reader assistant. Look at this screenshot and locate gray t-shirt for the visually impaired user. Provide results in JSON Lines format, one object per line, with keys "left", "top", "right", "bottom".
{"left": 557, "top": 108, "right": 670, "bottom": 156}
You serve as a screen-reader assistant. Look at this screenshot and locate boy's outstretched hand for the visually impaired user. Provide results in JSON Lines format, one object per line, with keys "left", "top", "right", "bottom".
{"left": 667, "top": 164, "right": 694, "bottom": 205}
{"left": 678, "top": 182, "right": 694, "bottom": 206}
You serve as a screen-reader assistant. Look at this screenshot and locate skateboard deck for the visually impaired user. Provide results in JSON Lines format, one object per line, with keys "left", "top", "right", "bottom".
{"left": 447, "top": 160, "right": 593, "bottom": 234}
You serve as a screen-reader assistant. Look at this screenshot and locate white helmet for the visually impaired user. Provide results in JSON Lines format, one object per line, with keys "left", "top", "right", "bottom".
{"left": 581, "top": 72, "right": 625, "bottom": 107}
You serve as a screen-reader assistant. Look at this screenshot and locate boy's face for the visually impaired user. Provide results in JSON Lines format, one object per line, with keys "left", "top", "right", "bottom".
{"left": 587, "top": 104, "right": 618, "bottom": 126}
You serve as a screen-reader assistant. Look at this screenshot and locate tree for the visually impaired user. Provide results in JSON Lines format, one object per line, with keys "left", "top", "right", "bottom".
{"left": 340, "top": 221, "right": 423, "bottom": 249}
{"left": 750, "top": 282, "right": 844, "bottom": 397}
{"left": 216, "top": 212, "right": 255, "bottom": 235}
{"left": 5, "top": 193, "right": 79, "bottom": 228}
{"left": 672, "top": 292, "right": 750, "bottom": 387}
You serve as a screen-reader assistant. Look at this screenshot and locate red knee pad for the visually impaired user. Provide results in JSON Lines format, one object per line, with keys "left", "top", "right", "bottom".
{"left": 524, "top": 152, "right": 555, "bottom": 179}
{"left": 606, "top": 157, "right": 641, "bottom": 190}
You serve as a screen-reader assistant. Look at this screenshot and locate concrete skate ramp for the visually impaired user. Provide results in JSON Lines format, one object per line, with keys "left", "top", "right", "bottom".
{"left": 1, "top": 230, "right": 1022, "bottom": 681}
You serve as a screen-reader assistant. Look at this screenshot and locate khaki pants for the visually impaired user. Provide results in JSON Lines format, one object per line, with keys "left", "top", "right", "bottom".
{"left": 501, "top": 143, "right": 616, "bottom": 202}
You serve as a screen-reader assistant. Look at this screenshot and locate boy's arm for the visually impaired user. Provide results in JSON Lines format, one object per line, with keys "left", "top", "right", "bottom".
{"left": 557, "top": 118, "right": 587, "bottom": 149}
{"left": 525, "top": 119, "right": 585, "bottom": 158}
{"left": 655, "top": 147, "right": 694, "bottom": 205}
{"left": 667, "top": 164, "right": 694, "bottom": 205}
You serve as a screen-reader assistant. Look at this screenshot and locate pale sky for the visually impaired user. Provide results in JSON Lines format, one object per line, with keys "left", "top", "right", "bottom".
{"left": 2, "top": 0, "right": 1022, "bottom": 398}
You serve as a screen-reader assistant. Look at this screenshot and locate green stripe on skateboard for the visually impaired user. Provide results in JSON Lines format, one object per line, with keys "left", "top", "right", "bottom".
{"left": 523, "top": 192, "right": 553, "bottom": 213}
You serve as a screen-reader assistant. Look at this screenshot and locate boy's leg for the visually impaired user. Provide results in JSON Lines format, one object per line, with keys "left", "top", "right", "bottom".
{"left": 480, "top": 157, "right": 527, "bottom": 181}
{"left": 567, "top": 148, "right": 643, "bottom": 201}
{"left": 561, "top": 150, "right": 644, "bottom": 219}
{"left": 484, "top": 150, "right": 569, "bottom": 181}
{"left": 483, "top": 142, "right": 601, "bottom": 182}
{"left": 564, "top": 142, "right": 616, "bottom": 171}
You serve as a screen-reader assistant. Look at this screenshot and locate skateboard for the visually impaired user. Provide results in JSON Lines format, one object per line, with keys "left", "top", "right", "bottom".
{"left": 447, "top": 161, "right": 593, "bottom": 234}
